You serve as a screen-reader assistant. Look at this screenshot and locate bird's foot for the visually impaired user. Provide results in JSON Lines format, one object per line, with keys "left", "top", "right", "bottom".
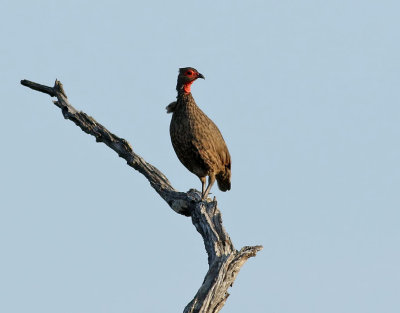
{"left": 201, "top": 192, "right": 214, "bottom": 202}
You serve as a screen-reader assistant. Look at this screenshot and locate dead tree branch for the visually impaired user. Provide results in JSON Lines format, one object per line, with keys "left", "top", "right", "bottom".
{"left": 21, "top": 79, "right": 263, "bottom": 313}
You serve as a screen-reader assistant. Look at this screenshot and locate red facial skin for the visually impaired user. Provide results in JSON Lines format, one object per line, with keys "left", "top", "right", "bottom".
{"left": 183, "top": 81, "right": 194, "bottom": 93}
{"left": 183, "top": 69, "right": 198, "bottom": 93}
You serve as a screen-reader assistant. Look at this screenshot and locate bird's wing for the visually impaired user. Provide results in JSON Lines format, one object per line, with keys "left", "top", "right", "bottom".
{"left": 193, "top": 114, "right": 231, "bottom": 169}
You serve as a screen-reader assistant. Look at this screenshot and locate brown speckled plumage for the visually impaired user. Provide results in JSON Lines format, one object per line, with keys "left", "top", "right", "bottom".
{"left": 167, "top": 67, "right": 231, "bottom": 199}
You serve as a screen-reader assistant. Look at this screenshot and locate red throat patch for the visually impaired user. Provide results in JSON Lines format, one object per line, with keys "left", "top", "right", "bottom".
{"left": 183, "top": 81, "right": 194, "bottom": 93}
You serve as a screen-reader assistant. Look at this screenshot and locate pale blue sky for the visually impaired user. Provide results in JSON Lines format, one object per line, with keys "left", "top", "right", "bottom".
{"left": 1, "top": 1, "right": 399, "bottom": 312}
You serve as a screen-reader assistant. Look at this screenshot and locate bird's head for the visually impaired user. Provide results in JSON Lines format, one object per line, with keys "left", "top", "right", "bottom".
{"left": 176, "top": 67, "right": 205, "bottom": 94}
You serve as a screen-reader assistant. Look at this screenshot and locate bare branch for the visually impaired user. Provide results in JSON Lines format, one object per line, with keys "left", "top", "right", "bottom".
{"left": 21, "top": 79, "right": 191, "bottom": 216}
{"left": 21, "top": 79, "right": 262, "bottom": 313}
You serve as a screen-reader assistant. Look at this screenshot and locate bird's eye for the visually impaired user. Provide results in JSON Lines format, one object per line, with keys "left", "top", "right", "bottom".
{"left": 186, "top": 70, "right": 193, "bottom": 76}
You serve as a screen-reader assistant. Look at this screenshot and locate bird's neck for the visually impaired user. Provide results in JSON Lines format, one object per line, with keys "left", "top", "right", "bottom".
{"left": 176, "top": 91, "right": 198, "bottom": 112}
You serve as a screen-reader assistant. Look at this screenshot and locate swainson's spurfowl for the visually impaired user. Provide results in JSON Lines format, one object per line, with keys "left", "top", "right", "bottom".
{"left": 167, "top": 67, "right": 231, "bottom": 200}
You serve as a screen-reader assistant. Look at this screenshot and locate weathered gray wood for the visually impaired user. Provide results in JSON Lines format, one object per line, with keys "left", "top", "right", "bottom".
{"left": 21, "top": 79, "right": 263, "bottom": 313}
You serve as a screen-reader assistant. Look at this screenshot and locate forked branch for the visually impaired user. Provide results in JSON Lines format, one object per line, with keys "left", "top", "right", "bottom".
{"left": 21, "top": 79, "right": 262, "bottom": 313}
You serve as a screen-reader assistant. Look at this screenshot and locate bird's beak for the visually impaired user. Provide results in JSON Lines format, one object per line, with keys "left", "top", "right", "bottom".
{"left": 197, "top": 73, "right": 205, "bottom": 79}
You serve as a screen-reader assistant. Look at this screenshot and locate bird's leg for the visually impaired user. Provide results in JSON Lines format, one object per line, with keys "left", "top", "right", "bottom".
{"left": 200, "top": 176, "right": 206, "bottom": 198}
{"left": 202, "top": 175, "right": 216, "bottom": 200}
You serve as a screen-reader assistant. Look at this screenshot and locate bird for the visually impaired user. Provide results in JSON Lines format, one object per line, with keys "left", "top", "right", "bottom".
{"left": 167, "top": 67, "right": 231, "bottom": 200}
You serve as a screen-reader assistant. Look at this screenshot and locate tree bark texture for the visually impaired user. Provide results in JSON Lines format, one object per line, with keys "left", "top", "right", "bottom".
{"left": 21, "top": 79, "right": 263, "bottom": 313}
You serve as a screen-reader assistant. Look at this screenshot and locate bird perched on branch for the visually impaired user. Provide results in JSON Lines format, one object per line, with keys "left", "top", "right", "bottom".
{"left": 167, "top": 67, "right": 231, "bottom": 200}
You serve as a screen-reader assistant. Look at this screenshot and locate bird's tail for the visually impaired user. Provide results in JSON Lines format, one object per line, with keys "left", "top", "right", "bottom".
{"left": 216, "top": 167, "right": 231, "bottom": 192}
